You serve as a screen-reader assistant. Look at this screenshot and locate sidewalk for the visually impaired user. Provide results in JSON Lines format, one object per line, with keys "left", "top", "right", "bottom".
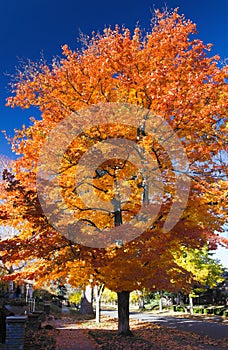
{"left": 56, "top": 328, "right": 98, "bottom": 350}
{"left": 55, "top": 309, "right": 98, "bottom": 350}
{"left": 44, "top": 306, "right": 98, "bottom": 350}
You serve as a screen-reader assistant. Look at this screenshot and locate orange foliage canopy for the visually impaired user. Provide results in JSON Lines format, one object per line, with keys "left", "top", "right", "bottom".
{"left": 0, "top": 9, "right": 227, "bottom": 293}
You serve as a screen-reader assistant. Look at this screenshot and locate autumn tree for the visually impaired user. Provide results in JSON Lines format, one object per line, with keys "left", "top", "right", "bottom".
{"left": 175, "top": 246, "right": 225, "bottom": 314}
{"left": 0, "top": 155, "right": 13, "bottom": 281}
{"left": 0, "top": 9, "right": 227, "bottom": 335}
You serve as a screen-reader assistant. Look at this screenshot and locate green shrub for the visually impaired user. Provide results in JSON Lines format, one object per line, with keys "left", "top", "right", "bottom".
{"left": 205, "top": 307, "right": 214, "bottom": 315}
{"left": 205, "top": 306, "right": 227, "bottom": 316}
{"left": 173, "top": 305, "right": 185, "bottom": 312}
{"left": 214, "top": 307, "right": 225, "bottom": 316}
{"left": 193, "top": 307, "right": 204, "bottom": 314}
{"left": 223, "top": 310, "right": 228, "bottom": 317}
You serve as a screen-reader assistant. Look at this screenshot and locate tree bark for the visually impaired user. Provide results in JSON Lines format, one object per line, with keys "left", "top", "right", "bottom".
{"left": 138, "top": 291, "right": 145, "bottom": 309}
{"left": 117, "top": 291, "right": 132, "bottom": 336}
{"left": 80, "top": 285, "right": 94, "bottom": 315}
{"left": 95, "top": 284, "right": 104, "bottom": 323}
{"left": 189, "top": 295, "right": 194, "bottom": 315}
{"left": 159, "top": 291, "right": 163, "bottom": 312}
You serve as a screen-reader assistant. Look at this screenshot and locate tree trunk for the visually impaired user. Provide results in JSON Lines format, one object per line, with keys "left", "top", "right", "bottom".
{"left": 80, "top": 285, "right": 94, "bottom": 315}
{"left": 159, "top": 291, "right": 163, "bottom": 312}
{"left": 189, "top": 295, "right": 194, "bottom": 315}
{"left": 117, "top": 291, "right": 132, "bottom": 336}
{"left": 95, "top": 284, "right": 104, "bottom": 323}
{"left": 138, "top": 291, "right": 145, "bottom": 309}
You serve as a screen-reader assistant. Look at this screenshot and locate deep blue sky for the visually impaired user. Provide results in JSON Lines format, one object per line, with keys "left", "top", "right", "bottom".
{"left": 0, "top": 0, "right": 227, "bottom": 157}
{"left": 0, "top": 1, "right": 227, "bottom": 266}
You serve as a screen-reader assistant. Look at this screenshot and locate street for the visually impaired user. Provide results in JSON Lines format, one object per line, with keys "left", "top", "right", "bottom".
{"left": 101, "top": 310, "right": 228, "bottom": 340}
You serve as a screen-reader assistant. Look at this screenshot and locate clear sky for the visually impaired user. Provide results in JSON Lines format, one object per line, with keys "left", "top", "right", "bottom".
{"left": 1, "top": 0, "right": 227, "bottom": 156}
{"left": 0, "top": 1, "right": 227, "bottom": 266}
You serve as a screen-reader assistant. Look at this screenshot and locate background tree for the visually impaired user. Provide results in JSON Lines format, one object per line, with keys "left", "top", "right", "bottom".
{"left": 175, "top": 246, "right": 225, "bottom": 314}
{"left": 0, "top": 9, "right": 227, "bottom": 335}
{"left": 68, "top": 289, "right": 82, "bottom": 307}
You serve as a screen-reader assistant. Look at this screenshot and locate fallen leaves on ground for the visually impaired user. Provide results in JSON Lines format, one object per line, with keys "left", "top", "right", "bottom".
{"left": 24, "top": 328, "right": 57, "bottom": 350}
{"left": 76, "top": 316, "right": 228, "bottom": 350}
{"left": 24, "top": 314, "right": 228, "bottom": 350}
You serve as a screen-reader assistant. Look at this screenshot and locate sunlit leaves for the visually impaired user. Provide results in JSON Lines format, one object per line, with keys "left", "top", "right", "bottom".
{"left": 0, "top": 8, "right": 227, "bottom": 294}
